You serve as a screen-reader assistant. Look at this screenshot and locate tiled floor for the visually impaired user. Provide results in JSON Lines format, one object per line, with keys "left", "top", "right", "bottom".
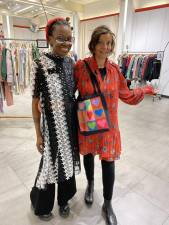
{"left": 0, "top": 90, "right": 169, "bottom": 225}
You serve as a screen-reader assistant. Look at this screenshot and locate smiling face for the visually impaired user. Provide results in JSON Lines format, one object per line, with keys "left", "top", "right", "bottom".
{"left": 94, "top": 33, "right": 113, "bottom": 60}
{"left": 48, "top": 24, "right": 72, "bottom": 57}
{"left": 88, "top": 25, "right": 115, "bottom": 61}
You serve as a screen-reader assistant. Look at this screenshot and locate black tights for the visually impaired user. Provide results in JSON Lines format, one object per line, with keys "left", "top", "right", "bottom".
{"left": 83, "top": 153, "right": 115, "bottom": 200}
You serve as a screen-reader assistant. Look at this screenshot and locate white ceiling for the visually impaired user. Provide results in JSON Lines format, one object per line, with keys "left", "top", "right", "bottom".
{"left": 70, "top": 0, "right": 100, "bottom": 4}
{"left": 0, "top": 0, "right": 169, "bottom": 20}
{"left": 0, "top": 0, "right": 74, "bottom": 19}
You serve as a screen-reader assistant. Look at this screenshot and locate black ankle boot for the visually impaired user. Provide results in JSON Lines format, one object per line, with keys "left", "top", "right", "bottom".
{"left": 102, "top": 199, "right": 117, "bottom": 225}
{"left": 59, "top": 204, "right": 70, "bottom": 218}
{"left": 84, "top": 181, "right": 94, "bottom": 205}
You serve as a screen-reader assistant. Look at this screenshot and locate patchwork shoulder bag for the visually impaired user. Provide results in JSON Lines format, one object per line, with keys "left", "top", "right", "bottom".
{"left": 77, "top": 60, "right": 110, "bottom": 136}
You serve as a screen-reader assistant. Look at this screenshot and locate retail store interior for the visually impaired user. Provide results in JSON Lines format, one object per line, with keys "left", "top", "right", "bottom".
{"left": 0, "top": 0, "right": 169, "bottom": 225}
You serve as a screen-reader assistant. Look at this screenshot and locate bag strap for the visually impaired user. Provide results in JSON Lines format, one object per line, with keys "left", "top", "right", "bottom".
{"left": 83, "top": 60, "right": 109, "bottom": 112}
{"left": 83, "top": 60, "right": 101, "bottom": 94}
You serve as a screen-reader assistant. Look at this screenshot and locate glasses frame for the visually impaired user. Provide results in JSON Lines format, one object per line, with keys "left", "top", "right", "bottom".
{"left": 55, "top": 36, "right": 75, "bottom": 45}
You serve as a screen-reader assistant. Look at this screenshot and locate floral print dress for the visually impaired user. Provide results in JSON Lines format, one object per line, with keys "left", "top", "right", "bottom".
{"left": 74, "top": 56, "right": 145, "bottom": 161}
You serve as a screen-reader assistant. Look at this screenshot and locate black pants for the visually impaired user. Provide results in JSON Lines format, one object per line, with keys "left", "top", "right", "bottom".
{"left": 83, "top": 153, "right": 115, "bottom": 200}
{"left": 30, "top": 173, "right": 76, "bottom": 216}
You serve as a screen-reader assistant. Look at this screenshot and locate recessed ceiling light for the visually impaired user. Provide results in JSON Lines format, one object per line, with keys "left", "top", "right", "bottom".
{"left": 1, "top": 10, "right": 7, "bottom": 13}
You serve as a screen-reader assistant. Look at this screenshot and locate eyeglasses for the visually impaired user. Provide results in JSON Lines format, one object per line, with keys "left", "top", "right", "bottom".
{"left": 55, "top": 36, "right": 75, "bottom": 44}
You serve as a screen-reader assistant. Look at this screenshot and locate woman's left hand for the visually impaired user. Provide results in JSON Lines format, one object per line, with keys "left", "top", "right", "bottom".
{"left": 142, "top": 85, "right": 158, "bottom": 95}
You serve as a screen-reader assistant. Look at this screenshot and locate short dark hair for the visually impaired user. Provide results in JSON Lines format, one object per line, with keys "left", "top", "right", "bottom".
{"left": 88, "top": 25, "right": 115, "bottom": 55}
{"left": 45, "top": 17, "right": 71, "bottom": 41}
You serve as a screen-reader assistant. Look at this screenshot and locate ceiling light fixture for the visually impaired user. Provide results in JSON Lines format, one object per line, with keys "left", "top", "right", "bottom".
{"left": 1, "top": 10, "right": 7, "bottom": 13}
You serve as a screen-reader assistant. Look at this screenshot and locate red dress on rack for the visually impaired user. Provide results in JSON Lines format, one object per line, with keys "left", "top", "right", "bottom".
{"left": 74, "top": 56, "right": 145, "bottom": 161}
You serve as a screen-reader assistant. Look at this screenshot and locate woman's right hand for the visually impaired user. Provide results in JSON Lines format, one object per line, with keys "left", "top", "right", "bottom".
{"left": 36, "top": 135, "right": 44, "bottom": 154}
{"left": 38, "top": 100, "right": 42, "bottom": 113}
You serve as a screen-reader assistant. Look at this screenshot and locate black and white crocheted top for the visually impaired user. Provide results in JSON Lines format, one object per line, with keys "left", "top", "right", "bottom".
{"left": 31, "top": 52, "right": 80, "bottom": 189}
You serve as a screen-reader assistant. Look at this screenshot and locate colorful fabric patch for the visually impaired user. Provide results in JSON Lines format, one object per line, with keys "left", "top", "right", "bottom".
{"left": 94, "top": 109, "right": 104, "bottom": 117}
{"left": 77, "top": 96, "right": 109, "bottom": 134}
{"left": 97, "top": 118, "right": 108, "bottom": 129}
{"left": 86, "top": 110, "right": 95, "bottom": 121}
{"left": 87, "top": 121, "right": 97, "bottom": 130}
{"left": 78, "top": 102, "right": 86, "bottom": 110}
{"left": 85, "top": 99, "right": 92, "bottom": 110}
{"left": 91, "top": 97, "right": 100, "bottom": 107}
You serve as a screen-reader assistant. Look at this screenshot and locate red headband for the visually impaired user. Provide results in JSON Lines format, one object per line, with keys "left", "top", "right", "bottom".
{"left": 45, "top": 17, "right": 65, "bottom": 41}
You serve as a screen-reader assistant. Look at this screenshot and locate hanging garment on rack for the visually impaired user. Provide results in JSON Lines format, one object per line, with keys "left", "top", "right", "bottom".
{"left": 19, "top": 47, "right": 26, "bottom": 88}
{"left": 126, "top": 56, "right": 135, "bottom": 80}
{"left": 0, "top": 39, "right": 46, "bottom": 112}
{"left": 143, "top": 56, "right": 161, "bottom": 81}
{"left": 0, "top": 46, "right": 14, "bottom": 107}
{"left": 0, "top": 83, "right": 3, "bottom": 112}
{"left": 1, "top": 48, "right": 7, "bottom": 81}
{"left": 9, "top": 45, "right": 33, "bottom": 94}
{"left": 6, "top": 49, "right": 14, "bottom": 84}
{"left": 118, "top": 54, "right": 161, "bottom": 82}
{"left": 4, "top": 81, "right": 13, "bottom": 106}
{"left": 32, "top": 45, "right": 40, "bottom": 60}
{"left": 25, "top": 48, "right": 29, "bottom": 87}
{"left": 0, "top": 45, "right": 2, "bottom": 82}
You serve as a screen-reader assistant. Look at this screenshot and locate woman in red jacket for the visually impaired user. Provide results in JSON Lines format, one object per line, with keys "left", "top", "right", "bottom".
{"left": 74, "top": 25, "right": 155, "bottom": 225}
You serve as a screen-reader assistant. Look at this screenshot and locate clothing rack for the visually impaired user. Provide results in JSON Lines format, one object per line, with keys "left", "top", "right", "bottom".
{"left": 0, "top": 37, "right": 49, "bottom": 116}
{"left": 0, "top": 38, "right": 45, "bottom": 42}
{"left": 0, "top": 38, "right": 49, "bottom": 50}
{"left": 123, "top": 51, "right": 158, "bottom": 54}
{"left": 119, "top": 52, "right": 162, "bottom": 99}
{"left": 122, "top": 51, "right": 165, "bottom": 102}
{"left": 153, "top": 41, "right": 169, "bottom": 101}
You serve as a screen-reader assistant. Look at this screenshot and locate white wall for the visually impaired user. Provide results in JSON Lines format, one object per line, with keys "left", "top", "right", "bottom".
{"left": 129, "top": 8, "right": 169, "bottom": 52}
{"left": 2, "top": 17, "right": 38, "bottom": 40}
{"left": 13, "top": 27, "right": 38, "bottom": 40}
{"left": 115, "top": 0, "right": 135, "bottom": 60}
{"left": 133, "top": 0, "right": 169, "bottom": 9}
{"left": 123, "top": 0, "right": 135, "bottom": 52}
{"left": 37, "top": 30, "right": 45, "bottom": 39}
{"left": 13, "top": 27, "right": 46, "bottom": 40}
{"left": 13, "top": 17, "right": 31, "bottom": 26}
{"left": 159, "top": 43, "right": 169, "bottom": 96}
{"left": 80, "top": 3, "right": 169, "bottom": 96}
{"left": 80, "top": 15, "right": 119, "bottom": 58}
{"left": 129, "top": 7, "right": 169, "bottom": 96}
{"left": 83, "top": 0, "right": 119, "bottom": 19}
